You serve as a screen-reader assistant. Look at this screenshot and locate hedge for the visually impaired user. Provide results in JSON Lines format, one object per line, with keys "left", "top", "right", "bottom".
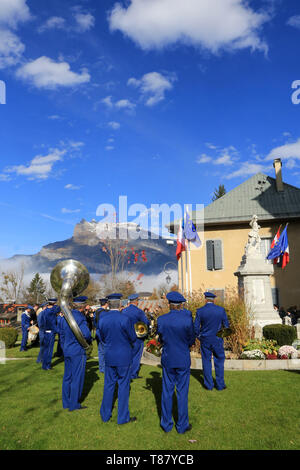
{"left": 263, "top": 324, "right": 297, "bottom": 346}
{"left": 0, "top": 327, "right": 19, "bottom": 349}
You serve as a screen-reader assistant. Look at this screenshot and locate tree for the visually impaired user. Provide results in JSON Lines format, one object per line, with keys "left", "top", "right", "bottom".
{"left": 0, "top": 264, "right": 25, "bottom": 303}
{"left": 25, "top": 273, "right": 47, "bottom": 304}
{"left": 212, "top": 184, "right": 226, "bottom": 201}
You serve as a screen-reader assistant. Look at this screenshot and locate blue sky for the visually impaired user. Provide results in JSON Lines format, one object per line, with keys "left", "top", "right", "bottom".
{"left": 1, "top": 0, "right": 300, "bottom": 258}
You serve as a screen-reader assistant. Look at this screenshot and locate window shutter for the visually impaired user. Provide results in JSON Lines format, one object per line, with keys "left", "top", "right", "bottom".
{"left": 206, "top": 240, "right": 214, "bottom": 270}
{"left": 271, "top": 288, "right": 279, "bottom": 306}
{"left": 213, "top": 240, "right": 223, "bottom": 270}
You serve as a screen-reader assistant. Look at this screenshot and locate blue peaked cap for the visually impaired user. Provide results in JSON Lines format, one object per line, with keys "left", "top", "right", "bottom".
{"left": 166, "top": 291, "right": 186, "bottom": 304}
{"left": 47, "top": 298, "right": 57, "bottom": 303}
{"left": 73, "top": 296, "right": 88, "bottom": 303}
{"left": 128, "top": 294, "right": 139, "bottom": 301}
{"left": 107, "top": 293, "right": 123, "bottom": 300}
{"left": 204, "top": 291, "right": 216, "bottom": 299}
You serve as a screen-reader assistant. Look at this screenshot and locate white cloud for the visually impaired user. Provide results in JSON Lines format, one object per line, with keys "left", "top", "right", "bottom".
{"left": 105, "top": 145, "right": 114, "bottom": 151}
{"left": 0, "top": 0, "right": 31, "bottom": 28}
{"left": 38, "top": 16, "right": 66, "bottom": 33}
{"left": 61, "top": 208, "right": 81, "bottom": 214}
{"left": 265, "top": 138, "right": 300, "bottom": 162}
{"left": 225, "top": 162, "right": 270, "bottom": 179}
{"left": 128, "top": 71, "right": 175, "bottom": 106}
{"left": 115, "top": 98, "right": 136, "bottom": 110}
{"left": 214, "top": 153, "right": 234, "bottom": 166}
{"left": 108, "top": 121, "right": 120, "bottom": 130}
{"left": 287, "top": 15, "right": 300, "bottom": 29}
{"left": 65, "top": 184, "right": 81, "bottom": 190}
{"left": 74, "top": 13, "right": 95, "bottom": 32}
{"left": 4, "top": 149, "right": 66, "bottom": 180}
{"left": 0, "top": 28, "right": 25, "bottom": 69}
{"left": 0, "top": 0, "right": 31, "bottom": 69}
{"left": 16, "top": 56, "right": 91, "bottom": 89}
{"left": 197, "top": 154, "right": 212, "bottom": 164}
{"left": 108, "top": 0, "right": 269, "bottom": 54}
{"left": 101, "top": 95, "right": 114, "bottom": 108}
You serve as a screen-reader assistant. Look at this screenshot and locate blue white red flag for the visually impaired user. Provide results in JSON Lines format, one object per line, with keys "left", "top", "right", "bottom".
{"left": 267, "top": 224, "right": 289, "bottom": 269}
{"left": 176, "top": 219, "right": 186, "bottom": 260}
{"left": 184, "top": 212, "right": 202, "bottom": 248}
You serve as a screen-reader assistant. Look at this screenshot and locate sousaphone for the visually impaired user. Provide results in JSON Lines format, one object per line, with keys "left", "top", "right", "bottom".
{"left": 50, "top": 259, "right": 92, "bottom": 356}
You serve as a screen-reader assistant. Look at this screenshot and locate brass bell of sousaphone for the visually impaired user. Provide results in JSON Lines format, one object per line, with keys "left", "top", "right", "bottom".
{"left": 134, "top": 321, "right": 148, "bottom": 339}
{"left": 50, "top": 259, "right": 92, "bottom": 355}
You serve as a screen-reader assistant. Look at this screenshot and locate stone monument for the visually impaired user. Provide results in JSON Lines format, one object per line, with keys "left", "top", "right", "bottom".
{"left": 234, "top": 215, "right": 280, "bottom": 332}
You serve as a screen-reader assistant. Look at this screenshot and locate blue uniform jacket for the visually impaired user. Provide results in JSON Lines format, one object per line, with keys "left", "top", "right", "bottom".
{"left": 94, "top": 308, "right": 108, "bottom": 341}
{"left": 122, "top": 304, "right": 150, "bottom": 341}
{"left": 60, "top": 310, "right": 92, "bottom": 357}
{"left": 37, "top": 310, "right": 45, "bottom": 330}
{"left": 98, "top": 310, "right": 137, "bottom": 366}
{"left": 43, "top": 305, "right": 61, "bottom": 332}
{"left": 157, "top": 310, "right": 195, "bottom": 369}
{"left": 21, "top": 313, "right": 31, "bottom": 329}
{"left": 194, "top": 303, "right": 230, "bottom": 339}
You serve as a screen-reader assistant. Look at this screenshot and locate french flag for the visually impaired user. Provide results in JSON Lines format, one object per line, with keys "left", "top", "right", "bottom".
{"left": 176, "top": 219, "right": 186, "bottom": 260}
{"left": 281, "top": 226, "right": 290, "bottom": 269}
{"left": 271, "top": 225, "right": 281, "bottom": 265}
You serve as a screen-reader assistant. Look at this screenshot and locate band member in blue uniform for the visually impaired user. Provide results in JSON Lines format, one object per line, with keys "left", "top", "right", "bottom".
{"left": 99, "top": 293, "right": 137, "bottom": 425}
{"left": 41, "top": 299, "right": 60, "bottom": 370}
{"left": 122, "top": 293, "right": 150, "bottom": 379}
{"left": 20, "top": 306, "right": 33, "bottom": 351}
{"left": 157, "top": 291, "right": 195, "bottom": 434}
{"left": 36, "top": 302, "right": 48, "bottom": 363}
{"left": 56, "top": 311, "right": 65, "bottom": 358}
{"left": 194, "top": 292, "right": 230, "bottom": 391}
{"left": 61, "top": 296, "right": 92, "bottom": 411}
{"left": 94, "top": 298, "right": 109, "bottom": 373}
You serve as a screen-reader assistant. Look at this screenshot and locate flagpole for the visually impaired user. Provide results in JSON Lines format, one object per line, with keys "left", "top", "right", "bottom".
{"left": 188, "top": 239, "right": 192, "bottom": 295}
{"left": 181, "top": 253, "right": 184, "bottom": 293}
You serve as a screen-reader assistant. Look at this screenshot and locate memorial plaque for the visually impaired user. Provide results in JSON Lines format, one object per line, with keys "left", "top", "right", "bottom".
{"left": 252, "top": 279, "right": 265, "bottom": 304}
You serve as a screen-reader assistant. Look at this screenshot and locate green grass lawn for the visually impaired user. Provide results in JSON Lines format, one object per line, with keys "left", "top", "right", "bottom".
{"left": 1, "top": 338, "right": 300, "bottom": 451}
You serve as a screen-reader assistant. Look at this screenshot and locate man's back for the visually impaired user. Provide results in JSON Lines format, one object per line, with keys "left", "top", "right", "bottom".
{"left": 61, "top": 310, "right": 91, "bottom": 356}
{"left": 122, "top": 304, "right": 150, "bottom": 328}
{"left": 99, "top": 310, "right": 137, "bottom": 366}
{"left": 157, "top": 310, "right": 195, "bottom": 368}
{"left": 194, "top": 303, "right": 229, "bottom": 338}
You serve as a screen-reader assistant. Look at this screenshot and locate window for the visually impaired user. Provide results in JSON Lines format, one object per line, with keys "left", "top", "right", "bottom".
{"left": 260, "top": 237, "right": 272, "bottom": 264}
{"left": 206, "top": 239, "right": 223, "bottom": 270}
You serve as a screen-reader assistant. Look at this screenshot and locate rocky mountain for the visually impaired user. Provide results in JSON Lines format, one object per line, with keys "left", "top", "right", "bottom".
{"left": 3, "top": 219, "right": 177, "bottom": 276}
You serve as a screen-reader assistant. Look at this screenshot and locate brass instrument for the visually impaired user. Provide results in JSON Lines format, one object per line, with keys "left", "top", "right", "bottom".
{"left": 28, "top": 325, "right": 39, "bottom": 343}
{"left": 134, "top": 321, "right": 148, "bottom": 339}
{"left": 216, "top": 327, "right": 233, "bottom": 338}
{"left": 50, "top": 259, "right": 92, "bottom": 356}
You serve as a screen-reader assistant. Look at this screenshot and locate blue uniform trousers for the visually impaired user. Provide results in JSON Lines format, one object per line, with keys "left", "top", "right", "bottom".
{"left": 200, "top": 337, "right": 226, "bottom": 390}
{"left": 161, "top": 367, "right": 191, "bottom": 433}
{"left": 56, "top": 335, "right": 64, "bottom": 357}
{"left": 100, "top": 365, "right": 131, "bottom": 424}
{"left": 36, "top": 331, "right": 44, "bottom": 363}
{"left": 20, "top": 328, "right": 28, "bottom": 351}
{"left": 131, "top": 340, "right": 144, "bottom": 379}
{"left": 98, "top": 340, "right": 105, "bottom": 373}
{"left": 62, "top": 354, "right": 87, "bottom": 411}
{"left": 42, "top": 331, "right": 56, "bottom": 370}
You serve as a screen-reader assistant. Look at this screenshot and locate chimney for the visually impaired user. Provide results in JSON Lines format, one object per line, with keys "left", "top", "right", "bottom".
{"left": 273, "top": 158, "right": 284, "bottom": 192}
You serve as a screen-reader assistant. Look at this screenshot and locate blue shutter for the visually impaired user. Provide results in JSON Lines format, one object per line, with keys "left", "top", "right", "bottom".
{"left": 206, "top": 240, "right": 214, "bottom": 270}
{"left": 214, "top": 240, "right": 223, "bottom": 270}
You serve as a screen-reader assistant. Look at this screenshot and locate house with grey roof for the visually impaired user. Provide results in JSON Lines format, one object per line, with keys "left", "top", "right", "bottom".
{"left": 168, "top": 159, "right": 300, "bottom": 309}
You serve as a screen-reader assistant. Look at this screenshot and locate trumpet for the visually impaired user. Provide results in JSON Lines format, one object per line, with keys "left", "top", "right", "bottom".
{"left": 134, "top": 321, "right": 148, "bottom": 339}
{"left": 50, "top": 259, "right": 93, "bottom": 357}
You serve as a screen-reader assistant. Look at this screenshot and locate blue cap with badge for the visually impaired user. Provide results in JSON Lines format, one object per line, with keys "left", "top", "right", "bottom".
{"left": 128, "top": 294, "right": 139, "bottom": 301}
{"left": 166, "top": 291, "right": 186, "bottom": 304}
{"left": 107, "top": 293, "right": 123, "bottom": 300}
{"left": 204, "top": 291, "right": 216, "bottom": 299}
